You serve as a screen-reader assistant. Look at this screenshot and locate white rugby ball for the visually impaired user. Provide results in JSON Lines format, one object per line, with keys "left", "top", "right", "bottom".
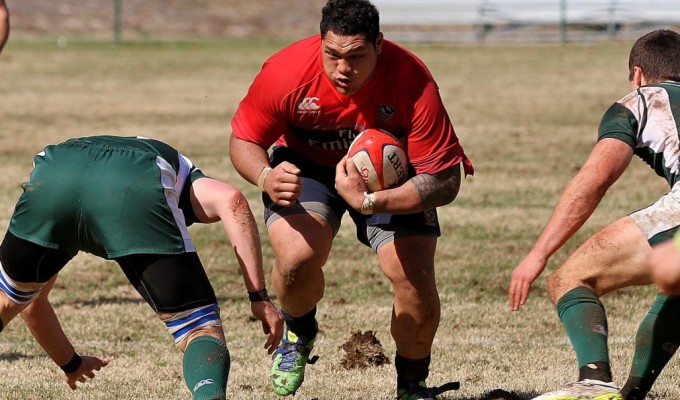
{"left": 347, "top": 129, "right": 408, "bottom": 192}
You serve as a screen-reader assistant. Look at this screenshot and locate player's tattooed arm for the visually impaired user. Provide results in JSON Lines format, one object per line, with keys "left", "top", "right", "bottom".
{"left": 411, "top": 164, "right": 461, "bottom": 210}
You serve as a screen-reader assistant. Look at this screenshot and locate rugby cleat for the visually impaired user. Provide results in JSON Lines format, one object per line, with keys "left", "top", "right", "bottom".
{"left": 396, "top": 380, "right": 460, "bottom": 400}
{"left": 531, "top": 379, "right": 622, "bottom": 400}
{"left": 270, "top": 327, "right": 318, "bottom": 396}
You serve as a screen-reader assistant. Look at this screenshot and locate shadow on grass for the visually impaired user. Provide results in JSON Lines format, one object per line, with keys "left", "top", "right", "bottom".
{"left": 439, "top": 388, "right": 540, "bottom": 400}
{"left": 52, "top": 296, "right": 146, "bottom": 308}
{"left": 0, "top": 352, "right": 38, "bottom": 362}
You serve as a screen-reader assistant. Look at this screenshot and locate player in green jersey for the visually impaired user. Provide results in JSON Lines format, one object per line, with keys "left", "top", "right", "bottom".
{"left": 0, "top": 136, "right": 283, "bottom": 399}
{"left": 509, "top": 29, "right": 680, "bottom": 400}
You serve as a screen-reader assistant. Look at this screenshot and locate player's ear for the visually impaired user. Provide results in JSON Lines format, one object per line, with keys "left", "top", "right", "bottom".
{"left": 631, "top": 66, "right": 645, "bottom": 88}
{"left": 375, "top": 33, "right": 384, "bottom": 55}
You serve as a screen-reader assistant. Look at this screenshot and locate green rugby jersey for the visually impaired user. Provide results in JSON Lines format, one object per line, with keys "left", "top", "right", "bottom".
{"left": 598, "top": 81, "right": 680, "bottom": 186}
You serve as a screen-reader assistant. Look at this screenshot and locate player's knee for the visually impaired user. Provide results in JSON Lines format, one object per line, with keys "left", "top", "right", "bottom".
{"left": 160, "top": 304, "right": 224, "bottom": 351}
{"left": 386, "top": 263, "right": 436, "bottom": 295}
{"left": 275, "top": 252, "right": 326, "bottom": 286}
{"left": 547, "top": 270, "right": 565, "bottom": 302}
{"left": 0, "top": 260, "right": 44, "bottom": 325}
{"left": 548, "top": 269, "right": 595, "bottom": 304}
{"left": 0, "top": 259, "right": 44, "bottom": 305}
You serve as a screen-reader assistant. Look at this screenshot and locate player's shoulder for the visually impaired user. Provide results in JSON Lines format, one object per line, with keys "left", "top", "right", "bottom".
{"left": 264, "top": 36, "right": 321, "bottom": 74}
{"left": 380, "top": 39, "right": 436, "bottom": 85}
{"left": 256, "top": 35, "right": 323, "bottom": 90}
{"left": 615, "top": 82, "right": 680, "bottom": 110}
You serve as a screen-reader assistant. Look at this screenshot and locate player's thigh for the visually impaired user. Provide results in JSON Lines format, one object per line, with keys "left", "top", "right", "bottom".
{"left": 115, "top": 252, "right": 216, "bottom": 313}
{"left": 267, "top": 213, "right": 334, "bottom": 269}
{"left": 376, "top": 234, "right": 437, "bottom": 292}
{"left": 0, "top": 232, "right": 74, "bottom": 321}
{"left": 1, "top": 231, "right": 74, "bottom": 285}
{"left": 264, "top": 168, "right": 340, "bottom": 268}
{"left": 550, "top": 216, "right": 652, "bottom": 299}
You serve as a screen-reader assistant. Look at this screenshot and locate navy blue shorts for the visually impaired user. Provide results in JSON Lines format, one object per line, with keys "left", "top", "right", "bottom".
{"left": 263, "top": 146, "right": 440, "bottom": 252}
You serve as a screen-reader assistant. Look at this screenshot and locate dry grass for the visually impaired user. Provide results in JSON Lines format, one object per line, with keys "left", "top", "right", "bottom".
{"left": 0, "top": 37, "right": 677, "bottom": 399}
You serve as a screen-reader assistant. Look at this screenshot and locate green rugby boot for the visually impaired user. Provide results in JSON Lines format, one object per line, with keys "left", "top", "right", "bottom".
{"left": 270, "top": 328, "right": 317, "bottom": 396}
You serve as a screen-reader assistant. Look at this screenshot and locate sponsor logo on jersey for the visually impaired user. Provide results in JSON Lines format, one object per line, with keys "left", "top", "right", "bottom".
{"left": 193, "top": 379, "right": 215, "bottom": 392}
{"left": 305, "top": 128, "right": 359, "bottom": 151}
{"left": 378, "top": 103, "right": 395, "bottom": 120}
{"left": 298, "top": 97, "right": 321, "bottom": 114}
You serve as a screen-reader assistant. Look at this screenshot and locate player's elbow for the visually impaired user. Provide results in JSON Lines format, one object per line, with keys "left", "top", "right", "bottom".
{"left": 429, "top": 166, "right": 462, "bottom": 207}
{"left": 224, "top": 188, "right": 249, "bottom": 211}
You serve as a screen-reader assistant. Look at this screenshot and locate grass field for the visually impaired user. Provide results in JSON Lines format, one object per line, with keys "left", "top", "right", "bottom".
{"left": 0, "top": 37, "right": 676, "bottom": 399}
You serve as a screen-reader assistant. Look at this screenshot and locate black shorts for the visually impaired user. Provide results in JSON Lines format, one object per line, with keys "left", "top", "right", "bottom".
{"left": 0, "top": 232, "right": 216, "bottom": 313}
{"left": 263, "top": 146, "right": 440, "bottom": 251}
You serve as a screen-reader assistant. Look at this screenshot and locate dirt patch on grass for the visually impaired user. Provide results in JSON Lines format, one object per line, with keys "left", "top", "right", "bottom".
{"left": 339, "top": 330, "right": 390, "bottom": 370}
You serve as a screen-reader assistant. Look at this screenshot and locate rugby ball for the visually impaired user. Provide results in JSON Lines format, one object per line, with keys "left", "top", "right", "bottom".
{"left": 347, "top": 129, "right": 408, "bottom": 192}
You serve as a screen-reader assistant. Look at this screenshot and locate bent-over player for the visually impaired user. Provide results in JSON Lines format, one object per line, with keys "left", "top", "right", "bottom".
{"left": 0, "top": 135, "right": 283, "bottom": 399}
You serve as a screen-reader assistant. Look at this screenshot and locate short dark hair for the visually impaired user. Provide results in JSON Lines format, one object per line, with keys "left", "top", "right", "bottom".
{"left": 629, "top": 29, "right": 680, "bottom": 82}
{"left": 320, "top": 0, "right": 380, "bottom": 45}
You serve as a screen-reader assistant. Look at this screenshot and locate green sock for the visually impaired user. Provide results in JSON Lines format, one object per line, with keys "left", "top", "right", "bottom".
{"left": 557, "top": 286, "right": 611, "bottom": 381}
{"left": 621, "top": 294, "right": 680, "bottom": 400}
{"left": 182, "top": 336, "right": 230, "bottom": 400}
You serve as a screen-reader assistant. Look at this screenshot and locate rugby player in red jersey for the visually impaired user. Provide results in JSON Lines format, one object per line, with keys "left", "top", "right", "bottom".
{"left": 229, "top": 1, "right": 473, "bottom": 398}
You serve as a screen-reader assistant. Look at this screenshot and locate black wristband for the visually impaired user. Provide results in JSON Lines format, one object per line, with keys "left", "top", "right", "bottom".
{"left": 248, "top": 289, "right": 270, "bottom": 302}
{"left": 59, "top": 352, "right": 83, "bottom": 374}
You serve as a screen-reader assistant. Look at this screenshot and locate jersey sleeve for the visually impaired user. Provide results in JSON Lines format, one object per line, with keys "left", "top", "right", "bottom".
{"left": 177, "top": 153, "right": 208, "bottom": 226}
{"left": 406, "top": 80, "right": 474, "bottom": 176}
{"left": 231, "top": 61, "right": 290, "bottom": 149}
{"left": 597, "top": 101, "right": 639, "bottom": 148}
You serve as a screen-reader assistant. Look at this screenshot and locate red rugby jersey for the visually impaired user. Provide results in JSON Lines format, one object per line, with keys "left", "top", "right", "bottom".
{"left": 231, "top": 35, "right": 473, "bottom": 176}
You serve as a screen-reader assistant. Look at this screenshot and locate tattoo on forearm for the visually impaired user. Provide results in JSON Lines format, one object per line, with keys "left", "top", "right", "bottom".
{"left": 411, "top": 166, "right": 461, "bottom": 210}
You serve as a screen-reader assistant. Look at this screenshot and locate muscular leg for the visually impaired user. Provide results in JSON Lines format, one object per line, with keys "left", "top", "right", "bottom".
{"left": 378, "top": 235, "right": 440, "bottom": 384}
{"left": 267, "top": 213, "right": 333, "bottom": 396}
{"left": 268, "top": 213, "right": 333, "bottom": 319}
{"left": 547, "top": 216, "right": 652, "bottom": 382}
{"left": 548, "top": 217, "right": 651, "bottom": 302}
{"left": 117, "top": 253, "right": 228, "bottom": 400}
{"left": 160, "top": 319, "right": 229, "bottom": 400}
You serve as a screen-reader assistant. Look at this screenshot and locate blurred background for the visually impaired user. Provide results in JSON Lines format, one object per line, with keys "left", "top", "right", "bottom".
{"left": 7, "top": 0, "right": 680, "bottom": 44}
{"left": 7, "top": 0, "right": 680, "bottom": 42}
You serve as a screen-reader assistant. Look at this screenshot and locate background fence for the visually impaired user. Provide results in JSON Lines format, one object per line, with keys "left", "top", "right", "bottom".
{"left": 374, "top": 0, "right": 680, "bottom": 42}
{"left": 7, "top": 0, "right": 680, "bottom": 43}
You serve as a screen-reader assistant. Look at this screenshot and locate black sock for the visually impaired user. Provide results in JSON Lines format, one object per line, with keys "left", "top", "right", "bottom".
{"left": 621, "top": 376, "right": 654, "bottom": 400}
{"left": 396, "top": 353, "right": 431, "bottom": 388}
{"left": 579, "top": 360, "right": 613, "bottom": 382}
{"left": 282, "top": 306, "right": 318, "bottom": 340}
